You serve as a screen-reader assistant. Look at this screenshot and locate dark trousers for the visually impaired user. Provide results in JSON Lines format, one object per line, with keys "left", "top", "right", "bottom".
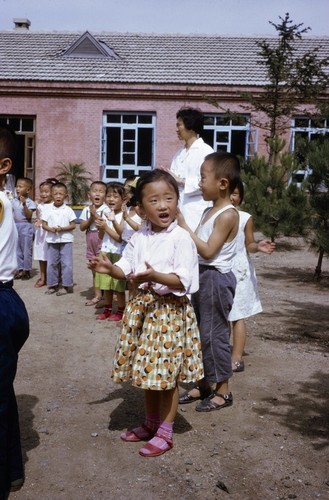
{"left": 0, "top": 281, "right": 29, "bottom": 498}
{"left": 192, "top": 266, "right": 236, "bottom": 384}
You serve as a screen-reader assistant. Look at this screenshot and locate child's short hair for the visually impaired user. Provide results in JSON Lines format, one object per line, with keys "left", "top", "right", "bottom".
{"left": 106, "top": 181, "right": 125, "bottom": 198}
{"left": 51, "top": 182, "right": 67, "bottom": 192}
{"left": 16, "top": 177, "right": 33, "bottom": 189}
{"left": 176, "top": 107, "right": 204, "bottom": 135}
{"left": 90, "top": 181, "right": 107, "bottom": 191}
{"left": 0, "top": 125, "right": 16, "bottom": 162}
{"left": 135, "top": 169, "right": 179, "bottom": 204}
{"left": 204, "top": 152, "right": 241, "bottom": 193}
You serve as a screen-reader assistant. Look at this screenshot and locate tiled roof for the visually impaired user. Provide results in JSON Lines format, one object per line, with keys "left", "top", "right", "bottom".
{"left": 0, "top": 30, "right": 328, "bottom": 86}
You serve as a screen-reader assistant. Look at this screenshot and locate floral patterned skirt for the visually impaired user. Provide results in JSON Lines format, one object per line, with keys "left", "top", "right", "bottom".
{"left": 112, "top": 289, "right": 204, "bottom": 390}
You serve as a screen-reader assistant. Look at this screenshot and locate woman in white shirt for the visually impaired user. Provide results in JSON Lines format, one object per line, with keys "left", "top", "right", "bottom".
{"left": 162, "top": 107, "right": 214, "bottom": 231}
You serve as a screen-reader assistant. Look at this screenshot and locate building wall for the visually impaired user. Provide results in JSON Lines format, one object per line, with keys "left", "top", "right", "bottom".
{"left": 1, "top": 88, "right": 281, "bottom": 192}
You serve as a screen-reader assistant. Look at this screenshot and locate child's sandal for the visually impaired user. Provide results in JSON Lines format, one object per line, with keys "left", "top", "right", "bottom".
{"left": 139, "top": 432, "right": 173, "bottom": 457}
{"left": 121, "top": 424, "right": 155, "bottom": 442}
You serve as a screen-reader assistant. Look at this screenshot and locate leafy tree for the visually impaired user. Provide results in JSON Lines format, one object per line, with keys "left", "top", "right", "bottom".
{"left": 55, "top": 162, "right": 93, "bottom": 205}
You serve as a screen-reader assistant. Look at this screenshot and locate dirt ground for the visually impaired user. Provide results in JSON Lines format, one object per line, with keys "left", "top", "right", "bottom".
{"left": 10, "top": 229, "right": 329, "bottom": 500}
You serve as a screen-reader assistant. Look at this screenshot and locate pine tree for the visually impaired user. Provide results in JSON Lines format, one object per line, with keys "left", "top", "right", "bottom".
{"left": 241, "top": 13, "right": 328, "bottom": 241}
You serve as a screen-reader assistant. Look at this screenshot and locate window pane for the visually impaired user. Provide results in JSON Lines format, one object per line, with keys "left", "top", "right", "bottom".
{"left": 138, "top": 128, "right": 153, "bottom": 166}
{"left": 294, "top": 117, "right": 309, "bottom": 128}
{"left": 123, "top": 153, "right": 135, "bottom": 164}
{"left": 231, "top": 130, "right": 246, "bottom": 157}
{"left": 107, "top": 115, "right": 121, "bottom": 123}
{"left": 123, "top": 129, "right": 135, "bottom": 140}
{"left": 201, "top": 129, "right": 214, "bottom": 149}
{"left": 123, "top": 141, "right": 135, "bottom": 153}
{"left": 311, "top": 118, "right": 325, "bottom": 128}
{"left": 123, "top": 169, "right": 137, "bottom": 179}
{"left": 217, "top": 145, "right": 228, "bottom": 152}
{"left": 8, "top": 118, "right": 21, "bottom": 131}
{"left": 122, "top": 115, "right": 137, "bottom": 124}
{"left": 216, "top": 131, "right": 229, "bottom": 143}
{"left": 21, "top": 119, "right": 34, "bottom": 132}
{"left": 232, "top": 115, "right": 247, "bottom": 126}
{"left": 106, "top": 168, "right": 119, "bottom": 178}
{"left": 204, "top": 116, "right": 215, "bottom": 126}
{"left": 138, "top": 115, "right": 152, "bottom": 124}
{"left": 106, "top": 127, "right": 121, "bottom": 165}
{"left": 216, "top": 116, "right": 230, "bottom": 126}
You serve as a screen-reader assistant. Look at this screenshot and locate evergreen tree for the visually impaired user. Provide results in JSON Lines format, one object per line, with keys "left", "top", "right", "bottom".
{"left": 240, "top": 13, "right": 328, "bottom": 241}
{"left": 304, "top": 138, "right": 329, "bottom": 280}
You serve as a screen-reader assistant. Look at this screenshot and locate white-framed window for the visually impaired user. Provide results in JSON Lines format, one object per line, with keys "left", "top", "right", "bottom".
{"left": 202, "top": 114, "right": 256, "bottom": 159}
{"left": 101, "top": 112, "right": 156, "bottom": 182}
{"left": 290, "top": 116, "right": 329, "bottom": 185}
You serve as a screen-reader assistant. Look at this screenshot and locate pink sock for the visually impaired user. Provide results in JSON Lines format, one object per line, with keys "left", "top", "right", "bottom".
{"left": 140, "top": 421, "right": 174, "bottom": 455}
{"left": 145, "top": 413, "right": 161, "bottom": 432}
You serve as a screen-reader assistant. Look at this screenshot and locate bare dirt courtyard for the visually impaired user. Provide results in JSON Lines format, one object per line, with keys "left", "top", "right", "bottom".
{"left": 10, "top": 229, "right": 329, "bottom": 500}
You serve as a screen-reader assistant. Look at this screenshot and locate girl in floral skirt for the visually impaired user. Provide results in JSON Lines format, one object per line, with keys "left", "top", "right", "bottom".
{"left": 89, "top": 169, "right": 203, "bottom": 457}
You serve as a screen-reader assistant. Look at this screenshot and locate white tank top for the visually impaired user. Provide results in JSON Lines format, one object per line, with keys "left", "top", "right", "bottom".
{"left": 197, "top": 204, "right": 238, "bottom": 273}
{"left": 0, "top": 191, "right": 18, "bottom": 282}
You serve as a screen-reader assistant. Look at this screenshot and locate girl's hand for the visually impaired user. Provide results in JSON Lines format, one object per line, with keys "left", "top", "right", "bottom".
{"left": 87, "top": 254, "right": 113, "bottom": 274}
{"left": 129, "top": 261, "right": 154, "bottom": 286}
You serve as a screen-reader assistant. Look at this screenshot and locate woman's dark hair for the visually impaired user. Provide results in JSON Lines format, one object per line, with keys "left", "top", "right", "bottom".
{"left": 176, "top": 107, "right": 204, "bottom": 135}
{"left": 135, "top": 169, "right": 179, "bottom": 204}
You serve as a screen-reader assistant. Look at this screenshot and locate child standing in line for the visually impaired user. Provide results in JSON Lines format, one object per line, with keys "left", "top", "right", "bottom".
{"left": 89, "top": 169, "right": 203, "bottom": 457}
{"left": 94, "top": 182, "right": 125, "bottom": 321}
{"left": 33, "top": 179, "right": 58, "bottom": 288}
{"left": 178, "top": 152, "right": 240, "bottom": 412}
{"left": 112, "top": 175, "right": 143, "bottom": 252}
{"left": 229, "top": 179, "right": 276, "bottom": 372}
{"left": 11, "top": 177, "right": 37, "bottom": 280}
{"left": 80, "top": 181, "right": 108, "bottom": 306}
{"left": 0, "top": 125, "right": 29, "bottom": 497}
{"left": 42, "top": 182, "right": 76, "bottom": 296}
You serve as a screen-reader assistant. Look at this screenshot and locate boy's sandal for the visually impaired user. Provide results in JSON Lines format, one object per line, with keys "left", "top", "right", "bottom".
{"left": 34, "top": 279, "right": 46, "bottom": 288}
{"left": 45, "top": 288, "right": 57, "bottom": 295}
{"left": 139, "top": 433, "right": 173, "bottom": 457}
{"left": 233, "top": 360, "right": 245, "bottom": 373}
{"left": 195, "top": 392, "right": 233, "bottom": 412}
{"left": 121, "top": 424, "right": 155, "bottom": 442}
{"left": 14, "top": 271, "right": 23, "bottom": 279}
{"left": 179, "top": 385, "right": 212, "bottom": 404}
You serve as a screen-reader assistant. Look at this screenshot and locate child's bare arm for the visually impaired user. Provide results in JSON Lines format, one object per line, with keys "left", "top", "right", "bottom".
{"left": 244, "top": 218, "right": 276, "bottom": 254}
{"left": 179, "top": 208, "right": 238, "bottom": 259}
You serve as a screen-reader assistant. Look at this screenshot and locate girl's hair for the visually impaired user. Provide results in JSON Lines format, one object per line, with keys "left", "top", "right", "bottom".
{"left": 39, "top": 178, "right": 59, "bottom": 189}
{"left": 176, "top": 107, "right": 204, "bottom": 135}
{"left": 135, "top": 169, "right": 179, "bottom": 204}
{"left": 234, "top": 178, "right": 244, "bottom": 203}
{"left": 106, "top": 181, "right": 125, "bottom": 198}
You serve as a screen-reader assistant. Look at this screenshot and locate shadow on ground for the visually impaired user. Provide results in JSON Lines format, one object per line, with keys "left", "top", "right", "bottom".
{"left": 253, "top": 371, "right": 329, "bottom": 450}
{"left": 17, "top": 394, "right": 40, "bottom": 466}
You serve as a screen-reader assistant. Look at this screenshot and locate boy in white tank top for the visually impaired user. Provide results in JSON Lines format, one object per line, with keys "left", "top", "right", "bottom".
{"left": 178, "top": 152, "right": 240, "bottom": 412}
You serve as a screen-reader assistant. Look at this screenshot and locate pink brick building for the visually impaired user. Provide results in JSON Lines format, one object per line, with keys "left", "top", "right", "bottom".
{"left": 1, "top": 20, "right": 328, "bottom": 196}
